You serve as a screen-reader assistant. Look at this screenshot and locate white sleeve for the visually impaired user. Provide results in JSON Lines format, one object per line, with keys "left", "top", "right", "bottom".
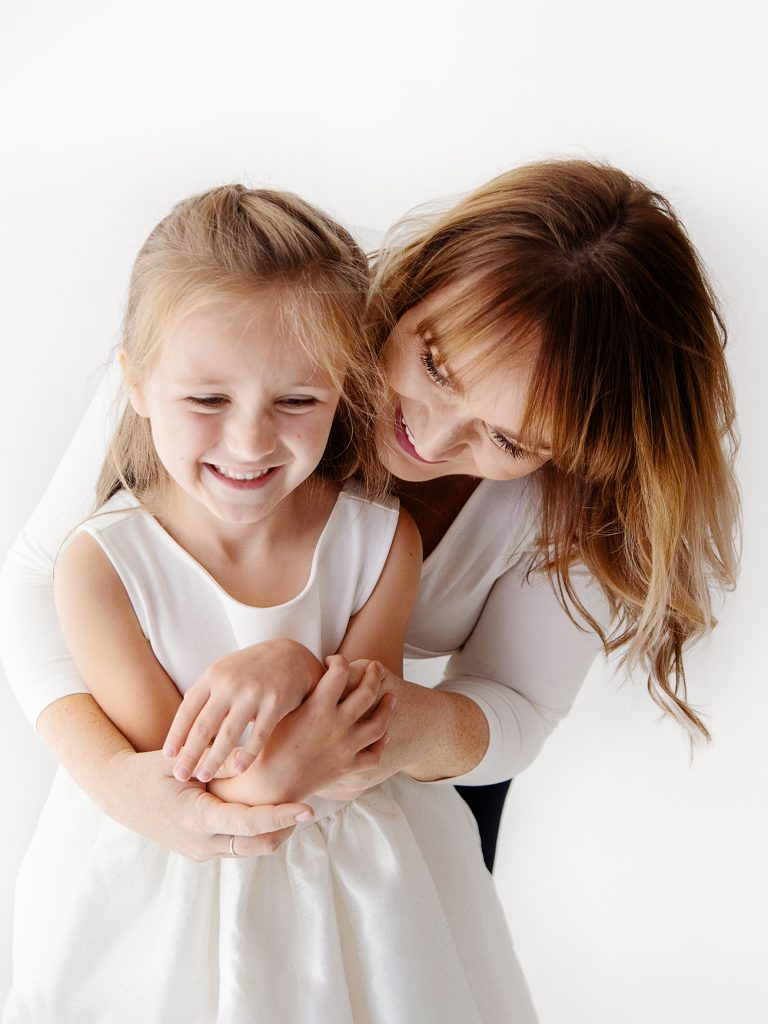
{"left": 435, "top": 560, "right": 610, "bottom": 786}
{"left": 0, "top": 361, "right": 123, "bottom": 728}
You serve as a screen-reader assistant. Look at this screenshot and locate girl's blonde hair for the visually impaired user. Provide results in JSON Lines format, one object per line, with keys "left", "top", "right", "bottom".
{"left": 97, "top": 184, "right": 385, "bottom": 507}
{"left": 368, "top": 160, "right": 740, "bottom": 738}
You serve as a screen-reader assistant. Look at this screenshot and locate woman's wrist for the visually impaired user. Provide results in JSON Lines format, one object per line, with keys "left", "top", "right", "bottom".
{"left": 388, "top": 679, "right": 489, "bottom": 782}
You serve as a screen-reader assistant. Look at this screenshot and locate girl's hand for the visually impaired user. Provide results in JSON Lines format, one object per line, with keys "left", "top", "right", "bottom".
{"left": 212, "top": 655, "right": 395, "bottom": 806}
{"left": 163, "top": 638, "right": 324, "bottom": 784}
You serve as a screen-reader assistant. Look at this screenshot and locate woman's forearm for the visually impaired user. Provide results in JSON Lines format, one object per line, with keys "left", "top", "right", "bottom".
{"left": 36, "top": 693, "right": 312, "bottom": 858}
{"left": 389, "top": 680, "right": 490, "bottom": 782}
{"left": 37, "top": 693, "right": 135, "bottom": 808}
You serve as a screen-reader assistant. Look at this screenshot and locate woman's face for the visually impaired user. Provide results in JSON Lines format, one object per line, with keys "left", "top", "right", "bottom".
{"left": 376, "top": 290, "right": 551, "bottom": 483}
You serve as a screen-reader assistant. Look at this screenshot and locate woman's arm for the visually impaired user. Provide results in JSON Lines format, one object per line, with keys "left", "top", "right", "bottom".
{"left": 37, "top": 693, "right": 311, "bottom": 859}
{"left": 0, "top": 365, "right": 312, "bottom": 855}
{"left": 0, "top": 363, "right": 120, "bottom": 727}
{"left": 320, "top": 559, "right": 609, "bottom": 794}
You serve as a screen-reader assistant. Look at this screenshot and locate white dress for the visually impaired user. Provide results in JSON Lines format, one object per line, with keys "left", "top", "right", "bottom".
{"left": 3, "top": 487, "right": 537, "bottom": 1024}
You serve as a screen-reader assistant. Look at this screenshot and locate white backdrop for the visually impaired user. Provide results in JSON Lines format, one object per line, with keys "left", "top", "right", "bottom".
{"left": 1, "top": 2, "right": 766, "bottom": 1021}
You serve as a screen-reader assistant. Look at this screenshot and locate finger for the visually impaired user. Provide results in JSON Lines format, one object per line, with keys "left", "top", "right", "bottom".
{"left": 233, "top": 707, "right": 282, "bottom": 771}
{"left": 339, "top": 658, "right": 369, "bottom": 699}
{"left": 163, "top": 685, "right": 211, "bottom": 758}
{"left": 173, "top": 700, "right": 229, "bottom": 781}
{"left": 202, "top": 796, "right": 314, "bottom": 839}
{"left": 352, "top": 692, "right": 394, "bottom": 748}
{"left": 313, "top": 654, "right": 351, "bottom": 707}
{"left": 196, "top": 706, "right": 267, "bottom": 782}
{"left": 221, "top": 825, "right": 298, "bottom": 858}
{"left": 341, "top": 661, "right": 386, "bottom": 720}
{"left": 350, "top": 736, "right": 389, "bottom": 772}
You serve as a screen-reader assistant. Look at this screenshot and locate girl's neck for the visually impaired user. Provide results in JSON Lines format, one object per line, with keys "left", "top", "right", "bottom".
{"left": 153, "top": 476, "right": 340, "bottom": 607}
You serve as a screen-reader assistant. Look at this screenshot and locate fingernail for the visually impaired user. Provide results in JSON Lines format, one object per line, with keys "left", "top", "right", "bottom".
{"left": 174, "top": 766, "right": 190, "bottom": 782}
{"left": 197, "top": 768, "right": 212, "bottom": 783}
{"left": 235, "top": 757, "right": 249, "bottom": 773}
{"left": 163, "top": 744, "right": 176, "bottom": 758}
{"left": 375, "top": 662, "right": 386, "bottom": 679}
{"left": 294, "top": 810, "right": 314, "bottom": 822}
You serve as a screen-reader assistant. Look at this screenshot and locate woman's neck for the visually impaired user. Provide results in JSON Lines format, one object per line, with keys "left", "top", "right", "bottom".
{"left": 395, "top": 475, "right": 481, "bottom": 558}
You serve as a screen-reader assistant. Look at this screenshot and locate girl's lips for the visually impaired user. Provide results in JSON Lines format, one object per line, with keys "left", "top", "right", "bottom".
{"left": 204, "top": 464, "right": 281, "bottom": 489}
{"left": 394, "top": 407, "right": 447, "bottom": 464}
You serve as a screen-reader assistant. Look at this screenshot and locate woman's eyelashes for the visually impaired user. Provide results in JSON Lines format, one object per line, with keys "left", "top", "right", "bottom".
{"left": 419, "top": 342, "right": 531, "bottom": 462}
{"left": 419, "top": 346, "right": 452, "bottom": 389}
{"left": 488, "top": 428, "right": 528, "bottom": 460}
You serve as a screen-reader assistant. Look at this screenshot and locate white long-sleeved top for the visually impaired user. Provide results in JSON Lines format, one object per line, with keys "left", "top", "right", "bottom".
{"left": 0, "top": 362, "right": 608, "bottom": 786}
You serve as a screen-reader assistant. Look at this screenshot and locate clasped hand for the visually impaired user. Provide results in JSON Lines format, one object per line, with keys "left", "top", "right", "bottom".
{"left": 164, "top": 638, "right": 324, "bottom": 783}
{"left": 163, "top": 640, "right": 396, "bottom": 802}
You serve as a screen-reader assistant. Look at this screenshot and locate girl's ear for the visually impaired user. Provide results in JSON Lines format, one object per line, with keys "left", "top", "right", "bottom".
{"left": 120, "top": 350, "right": 149, "bottom": 418}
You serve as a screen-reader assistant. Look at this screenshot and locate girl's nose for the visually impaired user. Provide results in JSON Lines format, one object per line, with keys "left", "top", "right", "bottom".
{"left": 226, "top": 413, "right": 277, "bottom": 461}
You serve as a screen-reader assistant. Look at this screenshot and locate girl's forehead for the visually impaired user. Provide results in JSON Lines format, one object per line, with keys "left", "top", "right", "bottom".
{"left": 155, "top": 301, "right": 337, "bottom": 388}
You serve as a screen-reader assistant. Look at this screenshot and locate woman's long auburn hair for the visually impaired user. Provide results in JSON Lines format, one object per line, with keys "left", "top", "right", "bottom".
{"left": 368, "top": 160, "right": 740, "bottom": 738}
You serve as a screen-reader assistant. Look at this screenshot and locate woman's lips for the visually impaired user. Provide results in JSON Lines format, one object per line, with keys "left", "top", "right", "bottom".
{"left": 394, "top": 407, "right": 446, "bottom": 464}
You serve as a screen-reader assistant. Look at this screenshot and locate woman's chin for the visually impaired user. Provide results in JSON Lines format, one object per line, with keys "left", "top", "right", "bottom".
{"left": 377, "top": 444, "right": 449, "bottom": 482}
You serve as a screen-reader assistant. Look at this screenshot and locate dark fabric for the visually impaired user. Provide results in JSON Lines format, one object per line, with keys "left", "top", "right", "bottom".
{"left": 455, "top": 779, "right": 512, "bottom": 873}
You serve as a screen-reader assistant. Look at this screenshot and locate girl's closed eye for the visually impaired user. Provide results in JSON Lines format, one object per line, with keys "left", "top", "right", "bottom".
{"left": 188, "top": 395, "right": 228, "bottom": 409}
{"left": 278, "top": 396, "right": 319, "bottom": 411}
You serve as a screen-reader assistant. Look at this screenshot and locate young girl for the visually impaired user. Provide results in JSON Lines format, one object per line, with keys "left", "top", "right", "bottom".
{"left": 3, "top": 186, "right": 536, "bottom": 1023}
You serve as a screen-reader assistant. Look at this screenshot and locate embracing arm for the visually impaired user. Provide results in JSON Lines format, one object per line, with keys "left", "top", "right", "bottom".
{"left": 209, "top": 507, "right": 423, "bottom": 805}
{"left": 0, "top": 365, "right": 311, "bottom": 855}
{"left": 335, "top": 559, "right": 609, "bottom": 790}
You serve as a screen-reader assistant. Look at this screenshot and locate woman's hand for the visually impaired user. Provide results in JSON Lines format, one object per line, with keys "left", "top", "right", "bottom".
{"left": 163, "top": 638, "right": 324, "bottom": 785}
{"left": 38, "top": 694, "right": 314, "bottom": 861}
{"left": 209, "top": 655, "right": 395, "bottom": 806}
{"left": 102, "top": 748, "right": 315, "bottom": 860}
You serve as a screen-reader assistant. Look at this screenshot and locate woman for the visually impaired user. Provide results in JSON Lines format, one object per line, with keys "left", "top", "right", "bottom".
{"left": 0, "top": 159, "right": 738, "bottom": 881}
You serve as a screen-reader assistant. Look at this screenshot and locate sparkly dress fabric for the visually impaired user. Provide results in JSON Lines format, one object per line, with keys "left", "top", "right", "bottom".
{"left": 4, "top": 487, "right": 537, "bottom": 1024}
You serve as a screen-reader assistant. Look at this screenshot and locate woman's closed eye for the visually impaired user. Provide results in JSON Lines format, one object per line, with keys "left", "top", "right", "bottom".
{"left": 420, "top": 345, "right": 452, "bottom": 389}
{"left": 488, "top": 427, "right": 528, "bottom": 460}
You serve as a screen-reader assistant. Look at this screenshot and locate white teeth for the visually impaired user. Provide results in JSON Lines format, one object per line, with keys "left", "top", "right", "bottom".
{"left": 214, "top": 465, "right": 271, "bottom": 481}
{"left": 401, "top": 414, "right": 416, "bottom": 446}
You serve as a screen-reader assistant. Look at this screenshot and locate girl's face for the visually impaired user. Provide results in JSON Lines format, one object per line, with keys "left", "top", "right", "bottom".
{"left": 376, "top": 290, "right": 551, "bottom": 483}
{"left": 126, "top": 296, "right": 341, "bottom": 529}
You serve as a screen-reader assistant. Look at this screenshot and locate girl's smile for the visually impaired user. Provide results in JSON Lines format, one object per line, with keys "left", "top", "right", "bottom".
{"left": 205, "top": 462, "right": 281, "bottom": 488}
{"left": 124, "top": 296, "right": 341, "bottom": 539}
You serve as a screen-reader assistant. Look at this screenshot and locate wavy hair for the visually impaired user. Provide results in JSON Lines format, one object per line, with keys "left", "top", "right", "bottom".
{"left": 368, "top": 160, "right": 740, "bottom": 738}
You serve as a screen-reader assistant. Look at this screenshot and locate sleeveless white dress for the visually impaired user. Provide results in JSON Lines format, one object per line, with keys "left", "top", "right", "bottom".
{"left": 4, "top": 486, "right": 537, "bottom": 1024}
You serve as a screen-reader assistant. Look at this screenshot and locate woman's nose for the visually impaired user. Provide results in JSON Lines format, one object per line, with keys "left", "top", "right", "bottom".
{"left": 415, "top": 417, "right": 471, "bottom": 462}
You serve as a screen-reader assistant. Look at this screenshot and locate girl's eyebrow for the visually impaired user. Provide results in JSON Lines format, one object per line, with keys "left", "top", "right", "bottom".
{"left": 174, "top": 376, "right": 337, "bottom": 391}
